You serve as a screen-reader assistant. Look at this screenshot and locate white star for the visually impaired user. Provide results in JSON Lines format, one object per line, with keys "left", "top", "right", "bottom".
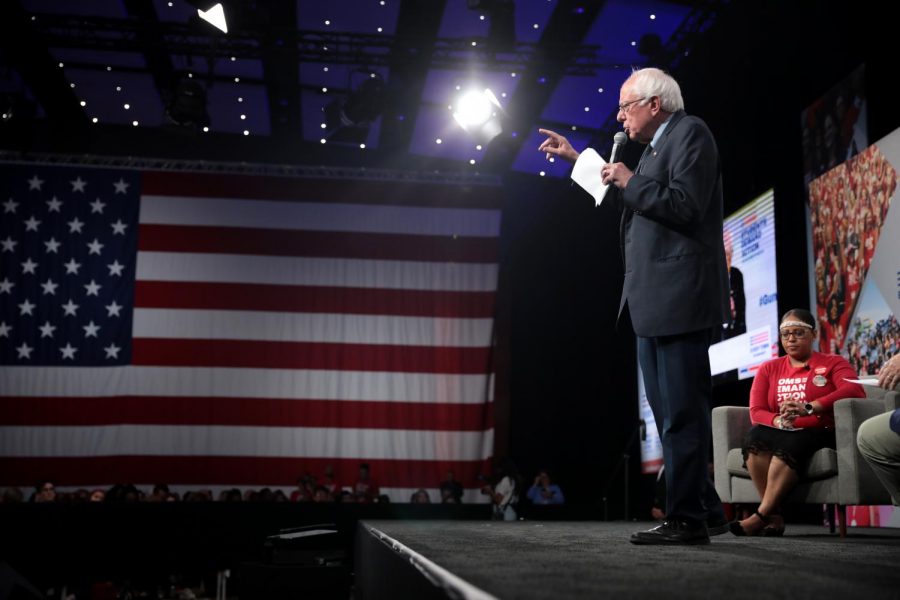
{"left": 113, "top": 178, "right": 130, "bottom": 194}
{"left": 0, "top": 278, "right": 13, "bottom": 294}
{"left": 70, "top": 176, "right": 87, "bottom": 192}
{"left": 106, "top": 300, "right": 123, "bottom": 317}
{"left": 83, "top": 321, "right": 101, "bottom": 338}
{"left": 44, "top": 237, "right": 61, "bottom": 253}
{"left": 68, "top": 217, "right": 85, "bottom": 233}
{"left": 89, "top": 198, "right": 105, "bottom": 214}
{"left": 1, "top": 236, "right": 16, "bottom": 252}
{"left": 39, "top": 321, "right": 57, "bottom": 338}
{"left": 19, "top": 299, "right": 36, "bottom": 315}
{"left": 84, "top": 279, "right": 101, "bottom": 296}
{"left": 87, "top": 238, "right": 104, "bottom": 255}
{"left": 24, "top": 216, "right": 41, "bottom": 231}
{"left": 3, "top": 198, "right": 18, "bottom": 213}
{"left": 0, "top": 322, "right": 10, "bottom": 337}
{"left": 21, "top": 258, "right": 38, "bottom": 274}
{"left": 27, "top": 175, "right": 44, "bottom": 191}
{"left": 104, "top": 343, "right": 121, "bottom": 359}
{"left": 16, "top": 343, "right": 33, "bottom": 359}
{"left": 41, "top": 278, "right": 58, "bottom": 295}
{"left": 46, "top": 196, "right": 63, "bottom": 212}
{"left": 108, "top": 260, "right": 125, "bottom": 276}
{"left": 61, "top": 299, "right": 79, "bottom": 316}
{"left": 60, "top": 343, "right": 78, "bottom": 359}
{"left": 110, "top": 219, "right": 128, "bottom": 235}
{"left": 63, "top": 258, "right": 82, "bottom": 274}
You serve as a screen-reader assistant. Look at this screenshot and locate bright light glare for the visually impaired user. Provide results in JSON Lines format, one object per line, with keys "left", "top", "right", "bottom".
{"left": 453, "top": 89, "right": 494, "bottom": 128}
{"left": 198, "top": 3, "right": 228, "bottom": 33}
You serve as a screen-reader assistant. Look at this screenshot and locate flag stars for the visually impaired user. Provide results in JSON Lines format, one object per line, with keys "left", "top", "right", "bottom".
{"left": 106, "top": 300, "right": 123, "bottom": 317}
{"left": 87, "top": 238, "right": 104, "bottom": 255}
{"left": 3, "top": 198, "right": 18, "bottom": 213}
{"left": 21, "top": 258, "right": 38, "bottom": 274}
{"left": 19, "top": 299, "right": 36, "bottom": 315}
{"left": 68, "top": 217, "right": 85, "bottom": 233}
{"left": 44, "top": 237, "right": 61, "bottom": 253}
{"left": 0, "top": 322, "right": 10, "bottom": 337}
{"left": 108, "top": 260, "right": 125, "bottom": 276}
{"left": 24, "top": 216, "right": 41, "bottom": 231}
{"left": 64, "top": 258, "right": 82, "bottom": 274}
{"left": 104, "top": 343, "right": 121, "bottom": 359}
{"left": 60, "top": 343, "right": 78, "bottom": 360}
{"left": 27, "top": 175, "right": 44, "bottom": 191}
{"left": 84, "top": 280, "right": 101, "bottom": 296}
{"left": 113, "top": 178, "right": 130, "bottom": 194}
{"left": 0, "top": 278, "right": 14, "bottom": 294}
{"left": 70, "top": 176, "right": 87, "bottom": 192}
{"left": 16, "top": 343, "right": 33, "bottom": 359}
{"left": 89, "top": 198, "right": 106, "bottom": 214}
{"left": 41, "top": 278, "right": 58, "bottom": 295}
{"left": 46, "top": 197, "right": 63, "bottom": 212}
{"left": 83, "top": 321, "right": 101, "bottom": 338}
{"left": 39, "top": 321, "right": 57, "bottom": 338}
{"left": 61, "top": 299, "right": 79, "bottom": 316}
{"left": 111, "top": 219, "right": 128, "bottom": 235}
{"left": 1, "top": 236, "right": 16, "bottom": 252}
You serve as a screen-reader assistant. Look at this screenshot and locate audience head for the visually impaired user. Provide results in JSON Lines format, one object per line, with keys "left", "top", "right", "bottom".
{"left": 34, "top": 481, "right": 56, "bottom": 503}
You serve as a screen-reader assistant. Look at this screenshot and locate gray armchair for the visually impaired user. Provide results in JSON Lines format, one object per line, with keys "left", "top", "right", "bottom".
{"left": 712, "top": 386, "right": 899, "bottom": 536}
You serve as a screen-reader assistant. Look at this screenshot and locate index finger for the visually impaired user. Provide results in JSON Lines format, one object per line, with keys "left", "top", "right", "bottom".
{"left": 538, "top": 128, "right": 559, "bottom": 139}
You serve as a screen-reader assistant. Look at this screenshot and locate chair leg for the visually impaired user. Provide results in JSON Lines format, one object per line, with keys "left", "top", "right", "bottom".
{"left": 828, "top": 504, "right": 836, "bottom": 534}
{"left": 838, "top": 504, "right": 847, "bottom": 538}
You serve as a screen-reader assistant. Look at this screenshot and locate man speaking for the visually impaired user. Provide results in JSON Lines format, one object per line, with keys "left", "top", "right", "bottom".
{"left": 538, "top": 67, "right": 730, "bottom": 545}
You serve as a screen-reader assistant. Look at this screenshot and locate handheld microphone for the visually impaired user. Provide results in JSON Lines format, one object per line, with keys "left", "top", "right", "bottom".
{"left": 610, "top": 131, "right": 628, "bottom": 163}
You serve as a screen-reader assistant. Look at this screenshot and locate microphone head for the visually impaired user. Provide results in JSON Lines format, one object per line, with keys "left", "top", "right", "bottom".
{"left": 613, "top": 131, "right": 628, "bottom": 146}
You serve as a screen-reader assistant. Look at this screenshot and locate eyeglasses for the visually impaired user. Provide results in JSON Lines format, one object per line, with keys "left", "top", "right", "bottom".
{"left": 779, "top": 329, "right": 811, "bottom": 340}
{"left": 617, "top": 98, "right": 645, "bottom": 113}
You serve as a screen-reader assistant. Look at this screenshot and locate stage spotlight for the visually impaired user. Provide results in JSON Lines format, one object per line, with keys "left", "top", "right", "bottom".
{"left": 165, "top": 79, "right": 210, "bottom": 128}
{"left": 452, "top": 88, "right": 504, "bottom": 144}
{"left": 197, "top": 2, "right": 228, "bottom": 33}
{"left": 322, "top": 73, "right": 385, "bottom": 145}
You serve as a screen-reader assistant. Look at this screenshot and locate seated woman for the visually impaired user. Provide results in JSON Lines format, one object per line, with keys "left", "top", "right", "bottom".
{"left": 731, "top": 308, "right": 865, "bottom": 536}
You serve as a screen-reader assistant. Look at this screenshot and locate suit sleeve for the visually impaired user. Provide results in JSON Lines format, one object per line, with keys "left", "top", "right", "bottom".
{"left": 621, "top": 120, "right": 719, "bottom": 229}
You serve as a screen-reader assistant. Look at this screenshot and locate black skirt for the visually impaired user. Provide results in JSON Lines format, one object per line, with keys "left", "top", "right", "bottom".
{"left": 742, "top": 425, "right": 836, "bottom": 471}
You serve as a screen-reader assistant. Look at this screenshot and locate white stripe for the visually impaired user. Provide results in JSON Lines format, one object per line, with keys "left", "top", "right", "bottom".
{"left": 136, "top": 251, "right": 499, "bottom": 291}
{"left": 48, "top": 484, "right": 490, "bottom": 505}
{"left": 0, "top": 425, "right": 494, "bottom": 461}
{"left": 140, "top": 196, "right": 502, "bottom": 238}
{"left": 133, "top": 308, "right": 493, "bottom": 348}
{"left": 0, "top": 366, "right": 493, "bottom": 404}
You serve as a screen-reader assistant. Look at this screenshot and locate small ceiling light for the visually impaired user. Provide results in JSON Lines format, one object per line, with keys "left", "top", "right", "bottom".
{"left": 237, "top": 97, "right": 243, "bottom": 102}
{"left": 203, "top": 126, "right": 209, "bottom": 132}
{"left": 471, "top": 41, "right": 477, "bottom": 46}
{"left": 230, "top": 56, "right": 236, "bottom": 61}
{"left": 435, "top": 138, "right": 442, "bottom": 144}
{"left": 322, "top": 87, "right": 328, "bottom": 93}
{"left": 539, "top": 171, "right": 546, "bottom": 176}
{"left": 501, "top": 92, "right": 507, "bottom": 98}
{"left": 132, "top": 120, "right": 139, "bottom": 126}
{"left": 320, "top": 138, "right": 326, "bottom": 144}
{"left": 359, "top": 143, "right": 366, "bottom": 149}
{"left": 197, "top": 3, "right": 228, "bottom": 33}
{"left": 167, "top": 1, "right": 173, "bottom": 6}
{"left": 243, "top": 130, "right": 249, "bottom": 135}
{"left": 476, "top": 144, "right": 483, "bottom": 150}
{"left": 380, "top": 0, "right": 385, "bottom": 4}
{"left": 123, "top": 103, "right": 130, "bottom": 110}
{"left": 58, "top": 62, "right": 64, "bottom": 68}
{"left": 598, "top": 87, "right": 604, "bottom": 93}
{"left": 320, "top": 123, "right": 327, "bottom": 129}
{"left": 377, "top": 27, "right": 383, "bottom": 32}
{"left": 631, "top": 40, "right": 637, "bottom": 46}
{"left": 510, "top": 72, "right": 516, "bottom": 77}
{"left": 323, "top": 67, "right": 329, "bottom": 72}
{"left": 533, "top": 23, "right": 539, "bottom": 29}
{"left": 584, "top": 106, "right": 590, "bottom": 111}
{"left": 92, "top": 117, "right": 98, "bottom": 123}
{"left": 479, "top": 14, "right": 485, "bottom": 20}
{"left": 234, "top": 77, "right": 240, "bottom": 82}
{"left": 188, "top": 73, "right": 193, "bottom": 78}
{"left": 106, "top": 66, "right": 112, "bottom": 71}
{"left": 79, "top": 101, "right": 86, "bottom": 107}
{"left": 549, "top": 157, "right": 555, "bottom": 163}
{"left": 469, "top": 159, "right": 476, "bottom": 165}
{"left": 240, "top": 114, "right": 246, "bottom": 120}
{"left": 324, "top": 20, "right": 331, "bottom": 25}
{"left": 70, "top": 83, "right": 75, "bottom": 88}
{"left": 650, "top": 14, "right": 656, "bottom": 19}
{"left": 116, "top": 86, "right": 121, "bottom": 91}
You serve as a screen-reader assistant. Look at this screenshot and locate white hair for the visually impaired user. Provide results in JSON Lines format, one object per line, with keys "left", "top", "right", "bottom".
{"left": 627, "top": 68, "right": 684, "bottom": 112}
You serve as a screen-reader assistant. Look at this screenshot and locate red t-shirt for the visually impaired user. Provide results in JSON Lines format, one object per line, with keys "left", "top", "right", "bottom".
{"left": 749, "top": 351, "right": 865, "bottom": 429}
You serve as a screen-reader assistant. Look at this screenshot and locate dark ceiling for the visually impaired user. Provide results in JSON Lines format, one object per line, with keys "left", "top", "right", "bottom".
{"left": 1, "top": 0, "right": 723, "bottom": 177}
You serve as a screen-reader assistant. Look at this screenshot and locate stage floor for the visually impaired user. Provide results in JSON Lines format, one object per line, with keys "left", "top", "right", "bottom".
{"left": 360, "top": 520, "right": 900, "bottom": 599}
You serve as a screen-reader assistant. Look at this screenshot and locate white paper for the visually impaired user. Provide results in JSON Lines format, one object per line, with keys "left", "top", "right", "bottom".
{"left": 845, "top": 377, "right": 882, "bottom": 386}
{"left": 571, "top": 148, "right": 610, "bottom": 207}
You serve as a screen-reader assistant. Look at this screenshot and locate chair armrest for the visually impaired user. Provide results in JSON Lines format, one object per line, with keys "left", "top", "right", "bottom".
{"left": 884, "top": 389, "right": 899, "bottom": 411}
{"left": 834, "top": 397, "right": 894, "bottom": 506}
{"left": 712, "top": 406, "right": 751, "bottom": 503}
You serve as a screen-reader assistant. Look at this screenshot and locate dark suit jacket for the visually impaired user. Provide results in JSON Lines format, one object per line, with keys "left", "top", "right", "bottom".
{"left": 619, "top": 110, "right": 729, "bottom": 338}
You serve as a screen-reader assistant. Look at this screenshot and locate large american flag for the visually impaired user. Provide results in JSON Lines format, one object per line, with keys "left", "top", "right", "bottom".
{"left": 0, "top": 163, "right": 499, "bottom": 501}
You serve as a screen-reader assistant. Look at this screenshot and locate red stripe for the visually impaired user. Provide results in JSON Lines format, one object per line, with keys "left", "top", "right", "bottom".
{"left": 134, "top": 281, "right": 496, "bottom": 318}
{"left": 131, "top": 339, "right": 492, "bottom": 373}
{"left": 0, "top": 456, "right": 493, "bottom": 488}
{"left": 141, "top": 171, "right": 503, "bottom": 209}
{"left": 0, "top": 396, "right": 493, "bottom": 431}
{"left": 138, "top": 224, "right": 498, "bottom": 263}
